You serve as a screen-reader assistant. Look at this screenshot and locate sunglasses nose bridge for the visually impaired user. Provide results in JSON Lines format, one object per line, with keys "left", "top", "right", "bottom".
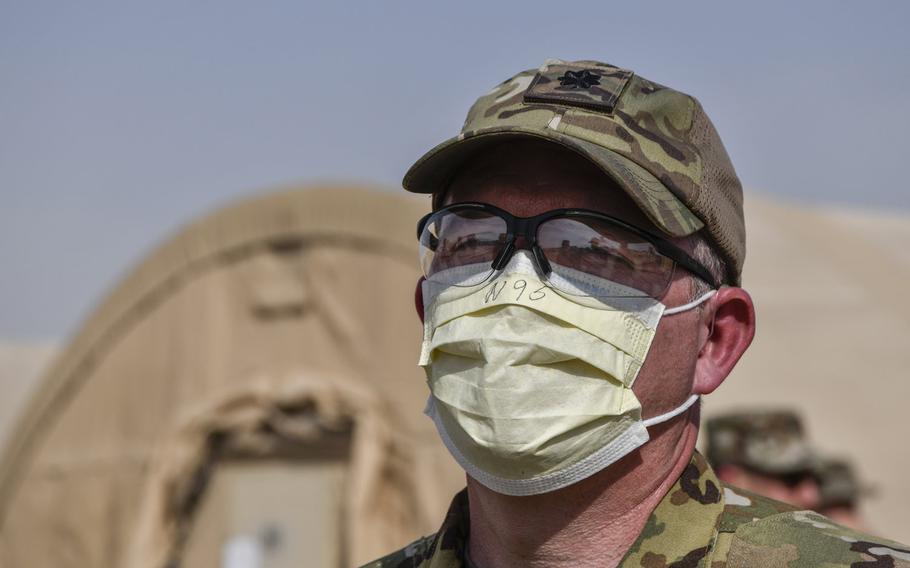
{"left": 515, "top": 218, "right": 552, "bottom": 276}
{"left": 512, "top": 233, "right": 531, "bottom": 250}
{"left": 532, "top": 245, "right": 552, "bottom": 276}
{"left": 511, "top": 217, "right": 535, "bottom": 248}
{"left": 489, "top": 218, "right": 553, "bottom": 277}
{"left": 491, "top": 240, "right": 514, "bottom": 271}
{"left": 489, "top": 215, "right": 528, "bottom": 271}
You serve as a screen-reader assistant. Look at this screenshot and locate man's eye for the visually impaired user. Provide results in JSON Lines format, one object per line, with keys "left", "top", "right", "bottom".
{"left": 588, "top": 245, "right": 636, "bottom": 269}
{"left": 446, "top": 234, "right": 500, "bottom": 251}
{"left": 443, "top": 235, "right": 477, "bottom": 252}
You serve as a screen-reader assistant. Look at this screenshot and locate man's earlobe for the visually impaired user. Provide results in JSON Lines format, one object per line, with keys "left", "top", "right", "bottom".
{"left": 415, "top": 277, "right": 426, "bottom": 323}
{"left": 693, "top": 287, "right": 756, "bottom": 395}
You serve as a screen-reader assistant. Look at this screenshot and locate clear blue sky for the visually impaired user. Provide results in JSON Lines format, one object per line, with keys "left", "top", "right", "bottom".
{"left": 2, "top": 1, "right": 908, "bottom": 339}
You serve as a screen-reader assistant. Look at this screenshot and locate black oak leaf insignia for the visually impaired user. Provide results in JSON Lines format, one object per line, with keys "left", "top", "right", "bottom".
{"left": 557, "top": 69, "right": 601, "bottom": 89}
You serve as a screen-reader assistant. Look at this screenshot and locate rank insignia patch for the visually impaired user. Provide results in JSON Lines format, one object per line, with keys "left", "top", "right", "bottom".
{"left": 524, "top": 61, "right": 633, "bottom": 114}
{"left": 558, "top": 69, "right": 602, "bottom": 89}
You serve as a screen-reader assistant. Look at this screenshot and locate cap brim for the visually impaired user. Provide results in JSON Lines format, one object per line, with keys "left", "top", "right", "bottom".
{"left": 744, "top": 447, "right": 821, "bottom": 477}
{"left": 403, "top": 127, "right": 703, "bottom": 237}
{"left": 748, "top": 459, "right": 818, "bottom": 477}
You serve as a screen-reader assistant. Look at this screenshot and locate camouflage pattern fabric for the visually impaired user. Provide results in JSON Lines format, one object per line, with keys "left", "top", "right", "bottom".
{"left": 815, "top": 458, "right": 864, "bottom": 509}
{"left": 402, "top": 58, "right": 745, "bottom": 285}
{"left": 706, "top": 411, "right": 869, "bottom": 509}
{"left": 705, "top": 410, "right": 818, "bottom": 475}
{"left": 361, "top": 452, "right": 910, "bottom": 567}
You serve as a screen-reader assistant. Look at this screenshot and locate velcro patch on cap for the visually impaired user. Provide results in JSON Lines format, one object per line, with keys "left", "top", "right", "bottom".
{"left": 524, "top": 62, "right": 633, "bottom": 114}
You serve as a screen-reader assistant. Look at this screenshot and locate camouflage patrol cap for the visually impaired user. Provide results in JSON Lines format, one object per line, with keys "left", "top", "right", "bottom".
{"left": 815, "top": 458, "right": 864, "bottom": 509}
{"left": 705, "top": 410, "right": 818, "bottom": 475}
{"left": 403, "top": 58, "right": 746, "bottom": 285}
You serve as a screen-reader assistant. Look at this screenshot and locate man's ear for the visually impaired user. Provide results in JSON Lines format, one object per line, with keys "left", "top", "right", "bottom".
{"left": 415, "top": 277, "right": 425, "bottom": 324}
{"left": 693, "top": 287, "right": 756, "bottom": 395}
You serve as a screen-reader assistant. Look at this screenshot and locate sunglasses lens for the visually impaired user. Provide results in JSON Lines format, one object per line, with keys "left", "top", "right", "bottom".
{"left": 537, "top": 217, "right": 674, "bottom": 298}
{"left": 419, "top": 208, "right": 508, "bottom": 287}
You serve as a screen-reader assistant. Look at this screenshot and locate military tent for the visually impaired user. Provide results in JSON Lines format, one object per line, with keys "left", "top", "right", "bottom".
{"left": 0, "top": 186, "right": 464, "bottom": 568}
{"left": 0, "top": 343, "right": 58, "bottom": 454}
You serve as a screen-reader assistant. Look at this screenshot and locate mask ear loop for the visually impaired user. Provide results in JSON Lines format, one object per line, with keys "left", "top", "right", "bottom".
{"left": 663, "top": 289, "right": 716, "bottom": 315}
{"left": 642, "top": 394, "right": 700, "bottom": 428}
{"left": 664, "top": 288, "right": 718, "bottom": 355}
{"left": 648, "top": 288, "right": 717, "bottom": 428}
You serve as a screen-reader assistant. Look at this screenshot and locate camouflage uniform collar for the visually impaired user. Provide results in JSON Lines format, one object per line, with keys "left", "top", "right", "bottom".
{"left": 366, "top": 453, "right": 910, "bottom": 567}
{"left": 619, "top": 450, "right": 725, "bottom": 567}
{"left": 415, "top": 451, "right": 726, "bottom": 568}
{"left": 427, "top": 486, "right": 471, "bottom": 568}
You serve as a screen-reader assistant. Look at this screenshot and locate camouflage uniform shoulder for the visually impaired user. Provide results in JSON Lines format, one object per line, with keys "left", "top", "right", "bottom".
{"left": 717, "top": 484, "right": 910, "bottom": 567}
{"left": 716, "top": 483, "right": 800, "bottom": 533}
{"left": 359, "top": 534, "right": 438, "bottom": 568}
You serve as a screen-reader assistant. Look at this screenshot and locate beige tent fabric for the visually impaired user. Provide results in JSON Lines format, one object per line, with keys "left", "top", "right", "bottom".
{"left": 0, "top": 343, "right": 57, "bottom": 454}
{"left": 127, "top": 374, "right": 417, "bottom": 568}
{"left": 0, "top": 186, "right": 465, "bottom": 567}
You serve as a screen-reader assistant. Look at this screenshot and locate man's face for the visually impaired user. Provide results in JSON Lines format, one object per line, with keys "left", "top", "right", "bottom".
{"left": 439, "top": 139, "right": 707, "bottom": 418}
{"left": 715, "top": 466, "right": 821, "bottom": 510}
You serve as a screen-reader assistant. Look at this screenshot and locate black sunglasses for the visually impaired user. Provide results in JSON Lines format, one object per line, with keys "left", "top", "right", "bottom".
{"left": 417, "top": 202, "right": 720, "bottom": 290}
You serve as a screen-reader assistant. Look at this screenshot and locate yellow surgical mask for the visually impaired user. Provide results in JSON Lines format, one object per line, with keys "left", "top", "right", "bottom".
{"left": 420, "top": 251, "right": 711, "bottom": 496}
